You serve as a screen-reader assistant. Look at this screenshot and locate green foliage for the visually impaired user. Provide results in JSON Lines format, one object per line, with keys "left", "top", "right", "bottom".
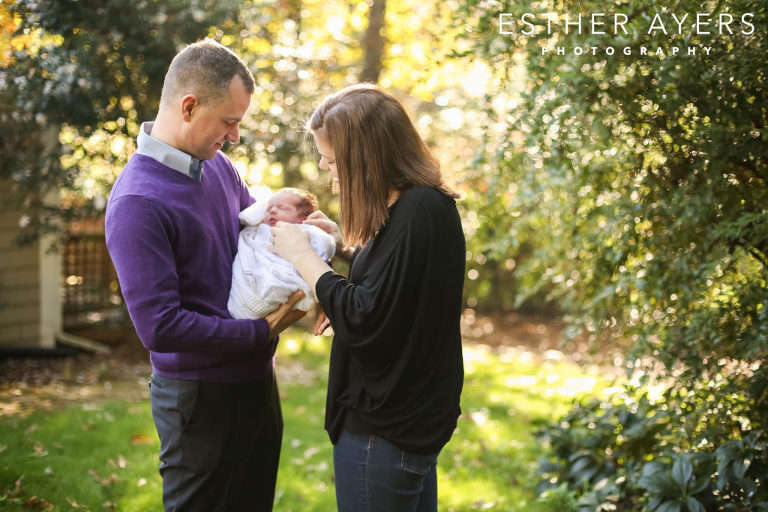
{"left": 636, "top": 441, "right": 768, "bottom": 512}
{"left": 711, "top": 433, "right": 768, "bottom": 509}
{"left": 1, "top": 0, "right": 241, "bottom": 241}
{"left": 454, "top": 0, "right": 768, "bottom": 506}
{"left": 638, "top": 454, "right": 711, "bottom": 512}
{"left": 536, "top": 384, "right": 768, "bottom": 510}
{"left": 1, "top": 0, "right": 483, "bottom": 250}
{"left": 457, "top": 0, "right": 768, "bottom": 376}
{"left": 537, "top": 390, "right": 664, "bottom": 509}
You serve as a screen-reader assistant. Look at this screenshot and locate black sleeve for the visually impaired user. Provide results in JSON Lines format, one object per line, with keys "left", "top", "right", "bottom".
{"left": 315, "top": 193, "right": 438, "bottom": 372}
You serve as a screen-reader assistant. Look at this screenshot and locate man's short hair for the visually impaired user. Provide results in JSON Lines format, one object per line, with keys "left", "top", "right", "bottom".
{"left": 160, "top": 38, "right": 255, "bottom": 107}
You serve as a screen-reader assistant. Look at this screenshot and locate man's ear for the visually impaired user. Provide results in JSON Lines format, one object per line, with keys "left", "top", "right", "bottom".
{"left": 180, "top": 94, "right": 199, "bottom": 122}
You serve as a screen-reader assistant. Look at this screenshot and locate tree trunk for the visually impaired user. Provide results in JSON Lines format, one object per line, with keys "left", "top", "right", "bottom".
{"left": 279, "top": 0, "right": 304, "bottom": 187}
{"left": 360, "top": 0, "right": 386, "bottom": 83}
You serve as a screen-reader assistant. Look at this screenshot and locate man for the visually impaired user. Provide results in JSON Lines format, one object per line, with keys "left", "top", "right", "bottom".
{"left": 105, "top": 39, "right": 305, "bottom": 511}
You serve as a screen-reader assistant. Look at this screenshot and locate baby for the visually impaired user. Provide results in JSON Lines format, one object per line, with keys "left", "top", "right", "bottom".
{"left": 228, "top": 188, "right": 336, "bottom": 319}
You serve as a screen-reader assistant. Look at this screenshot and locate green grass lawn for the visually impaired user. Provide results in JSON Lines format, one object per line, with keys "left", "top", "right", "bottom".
{"left": 0, "top": 330, "right": 612, "bottom": 511}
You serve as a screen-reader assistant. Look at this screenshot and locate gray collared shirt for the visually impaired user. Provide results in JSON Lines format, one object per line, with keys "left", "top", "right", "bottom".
{"left": 136, "top": 122, "right": 204, "bottom": 181}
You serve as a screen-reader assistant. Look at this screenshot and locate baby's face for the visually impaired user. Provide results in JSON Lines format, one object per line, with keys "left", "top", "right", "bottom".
{"left": 264, "top": 191, "right": 305, "bottom": 226}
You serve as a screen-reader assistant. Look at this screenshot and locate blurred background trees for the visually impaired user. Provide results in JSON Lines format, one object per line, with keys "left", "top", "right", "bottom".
{"left": 0, "top": 0, "right": 244, "bottom": 241}
{"left": 459, "top": 0, "right": 767, "bottom": 508}
{"left": 1, "top": 0, "right": 489, "bottom": 246}
{"left": 2, "top": 0, "right": 766, "bottom": 508}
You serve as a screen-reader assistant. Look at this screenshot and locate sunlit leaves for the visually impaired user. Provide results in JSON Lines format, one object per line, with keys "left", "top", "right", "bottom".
{"left": 1, "top": 0, "right": 245, "bottom": 242}
{"left": 457, "top": 0, "right": 768, "bottom": 507}
{"left": 459, "top": 0, "right": 768, "bottom": 374}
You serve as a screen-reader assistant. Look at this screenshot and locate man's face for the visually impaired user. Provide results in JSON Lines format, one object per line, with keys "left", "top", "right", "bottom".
{"left": 181, "top": 75, "right": 252, "bottom": 161}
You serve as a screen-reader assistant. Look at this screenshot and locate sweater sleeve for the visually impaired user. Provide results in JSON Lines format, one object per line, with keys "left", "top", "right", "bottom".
{"left": 315, "top": 194, "right": 436, "bottom": 372}
{"left": 106, "top": 195, "right": 270, "bottom": 354}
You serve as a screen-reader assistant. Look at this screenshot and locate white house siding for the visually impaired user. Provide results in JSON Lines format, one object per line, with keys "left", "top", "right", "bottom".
{"left": 0, "top": 185, "right": 61, "bottom": 348}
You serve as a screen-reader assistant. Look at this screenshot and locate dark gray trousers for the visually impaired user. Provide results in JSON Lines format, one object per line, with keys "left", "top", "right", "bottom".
{"left": 150, "top": 372, "right": 283, "bottom": 511}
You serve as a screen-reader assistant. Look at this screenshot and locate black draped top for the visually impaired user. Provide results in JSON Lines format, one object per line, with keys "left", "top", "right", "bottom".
{"left": 315, "top": 186, "right": 466, "bottom": 454}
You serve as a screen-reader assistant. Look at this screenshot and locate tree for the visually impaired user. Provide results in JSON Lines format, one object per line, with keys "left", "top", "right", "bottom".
{"left": 0, "top": 0, "right": 241, "bottom": 242}
{"left": 2, "top": 0, "right": 491, "bottom": 246}
{"left": 360, "top": 0, "right": 386, "bottom": 83}
{"left": 457, "top": 0, "right": 768, "bottom": 507}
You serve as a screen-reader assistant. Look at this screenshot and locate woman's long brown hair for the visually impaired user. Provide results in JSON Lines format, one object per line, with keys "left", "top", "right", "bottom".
{"left": 308, "top": 83, "right": 457, "bottom": 247}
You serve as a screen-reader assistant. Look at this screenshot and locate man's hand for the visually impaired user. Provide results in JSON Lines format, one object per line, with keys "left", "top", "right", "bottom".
{"left": 264, "top": 290, "right": 307, "bottom": 338}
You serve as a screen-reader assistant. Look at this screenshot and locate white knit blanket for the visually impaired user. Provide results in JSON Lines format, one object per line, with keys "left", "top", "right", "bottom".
{"left": 227, "top": 202, "right": 336, "bottom": 319}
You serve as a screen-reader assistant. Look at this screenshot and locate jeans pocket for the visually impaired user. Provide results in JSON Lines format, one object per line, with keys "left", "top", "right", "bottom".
{"left": 400, "top": 450, "right": 437, "bottom": 476}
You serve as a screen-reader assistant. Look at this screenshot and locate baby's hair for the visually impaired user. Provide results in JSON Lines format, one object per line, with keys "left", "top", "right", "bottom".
{"left": 277, "top": 187, "right": 319, "bottom": 218}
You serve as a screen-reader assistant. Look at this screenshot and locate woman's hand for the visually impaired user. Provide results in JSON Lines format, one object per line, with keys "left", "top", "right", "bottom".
{"left": 313, "top": 304, "right": 331, "bottom": 336}
{"left": 270, "top": 221, "right": 313, "bottom": 265}
{"left": 303, "top": 210, "right": 342, "bottom": 245}
{"left": 270, "top": 221, "right": 334, "bottom": 293}
{"left": 303, "top": 211, "right": 354, "bottom": 261}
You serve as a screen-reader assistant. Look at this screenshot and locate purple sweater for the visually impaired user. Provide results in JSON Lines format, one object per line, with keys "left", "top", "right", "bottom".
{"left": 105, "top": 152, "right": 275, "bottom": 382}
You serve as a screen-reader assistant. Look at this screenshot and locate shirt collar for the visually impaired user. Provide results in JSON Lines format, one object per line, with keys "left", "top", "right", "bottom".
{"left": 136, "top": 122, "right": 204, "bottom": 181}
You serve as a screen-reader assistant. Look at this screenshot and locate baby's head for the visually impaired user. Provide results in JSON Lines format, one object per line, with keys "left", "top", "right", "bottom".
{"left": 264, "top": 188, "right": 319, "bottom": 227}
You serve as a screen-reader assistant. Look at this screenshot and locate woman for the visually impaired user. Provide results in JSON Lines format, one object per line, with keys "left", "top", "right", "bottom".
{"left": 271, "top": 83, "right": 465, "bottom": 512}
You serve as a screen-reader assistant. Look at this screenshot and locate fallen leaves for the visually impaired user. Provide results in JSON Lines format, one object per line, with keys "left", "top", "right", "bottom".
{"left": 2, "top": 476, "right": 54, "bottom": 510}
{"left": 32, "top": 442, "right": 48, "bottom": 457}
{"left": 303, "top": 446, "right": 320, "bottom": 459}
{"left": 130, "top": 433, "right": 153, "bottom": 445}
{"left": 87, "top": 468, "right": 120, "bottom": 488}
{"left": 62, "top": 497, "right": 118, "bottom": 510}
{"left": 107, "top": 454, "right": 129, "bottom": 469}
{"left": 65, "top": 497, "right": 89, "bottom": 509}
{"left": 20, "top": 495, "right": 54, "bottom": 510}
{"left": 0, "top": 342, "right": 151, "bottom": 419}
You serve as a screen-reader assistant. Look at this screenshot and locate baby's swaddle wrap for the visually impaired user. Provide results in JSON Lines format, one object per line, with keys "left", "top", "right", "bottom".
{"left": 228, "top": 201, "right": 336, "bottom": 319}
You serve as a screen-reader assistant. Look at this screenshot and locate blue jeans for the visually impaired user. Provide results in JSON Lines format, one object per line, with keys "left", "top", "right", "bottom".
{"left": 333, "top": 430, "right": 440, "bottom": 512}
